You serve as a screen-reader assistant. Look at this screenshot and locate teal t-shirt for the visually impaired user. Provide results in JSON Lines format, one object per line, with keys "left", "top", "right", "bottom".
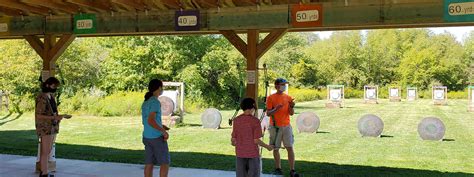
{"left": 141, "top": 97, "right": 163, "bottom": 139}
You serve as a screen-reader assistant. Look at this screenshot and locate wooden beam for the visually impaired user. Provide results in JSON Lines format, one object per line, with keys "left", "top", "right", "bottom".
{"left": 161, "top": 0, "right": 182, "bottom": 9}
{"left": 111, "top": 0, "right": 146, "bottom": 11}
{"left": 257, "top": 28, "right": 287, "bottom": 59}
{"left": 24, "top": 35, "right": 44, "bottom": 58}
{"left": 0, "top": 0, "right": 50, "bottom": 16}
{"left": 49, "top": 34, "right": 76, "bottom": 62}
{"left": 193, "top": 0, "right": 219, "bottom": 8}
{"left": 0, "top": 6, "right": 23, "bottom": 16}
{"left": 65, "top": 0, "right": 112, "bottom": 12}
{"left": 21, "top": 0, "right": 80, "bottom": 14}
{"left": 246, "top": 29, "right": 259, "bottom": 102}
{"left": 220, "top": 30, "right": 247, "bottom": 57}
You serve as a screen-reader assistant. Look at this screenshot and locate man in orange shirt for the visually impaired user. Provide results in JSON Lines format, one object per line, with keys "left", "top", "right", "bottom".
{"left": 266, "top": 78, "right": 298, "bottom": 177}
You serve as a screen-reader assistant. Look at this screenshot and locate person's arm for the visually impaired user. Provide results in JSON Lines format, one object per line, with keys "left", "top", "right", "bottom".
{"left": 147, "top": 112, "right": 169, "bottom": 140}
{"left": 289, "top": 98, "right": 295, "bottom": 116}
{"left": 231, "top": 125, "right": 237, "bottom": 146}
{"left": 253, "top": 120, "right": 273, "bottom": 151}
{"left": 254, "top": 138, "right": 273, "bottom": 151}
{"left": 267, "top": 104, "right": 283, "bottom": 116}
{"left": 35, "top": 95, "right": 63, "bottom": 121}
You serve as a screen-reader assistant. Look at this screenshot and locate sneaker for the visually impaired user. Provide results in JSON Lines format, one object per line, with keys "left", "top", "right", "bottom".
{"left": 273, "top": 168, "right": 283, "bottom": 175}
{"left": 290, "top": 170, "right": 300, "bottom": 177}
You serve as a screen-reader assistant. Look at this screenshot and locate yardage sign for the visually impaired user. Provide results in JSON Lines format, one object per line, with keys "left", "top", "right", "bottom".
{"left": 0, "top": 16, "right": 11, "bottom": 35}
{"left": 291, "top": 4, "right": 323, "bottom": 28}
{"left": 73, "top": 14, "right": 97, "bottom": 34}
{"left": 175, "top": 10, "right": 200, "bottom": 31}
{"left": 444, "top": 0, "right": 474, "bottom": 22}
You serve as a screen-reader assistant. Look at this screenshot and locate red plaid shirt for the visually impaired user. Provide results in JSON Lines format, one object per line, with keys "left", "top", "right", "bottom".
{"left": 231, "top": 114, "right": 263, "bottom": 158}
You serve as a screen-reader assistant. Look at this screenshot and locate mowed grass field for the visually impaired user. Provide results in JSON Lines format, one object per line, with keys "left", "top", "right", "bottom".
{"left": 0, "top": 99, "right": 473, "bottom": 177}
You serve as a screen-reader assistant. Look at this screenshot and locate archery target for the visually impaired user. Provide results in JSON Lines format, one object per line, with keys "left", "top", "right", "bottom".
{"left": 158, "top": 96, "right": 175, "bottom": 116}
{"left": 390, "top": 88, "right": 399, "bottom": 97}
{"left": 358, "top": 114, "right": 384, "bottom": 137}
{"left": 201, "top": 108, "right": 222, "bottom": 129}
{"left": 418, "top": 117, "right": 445, "bottom": 141}
{"left": 434, "top": 90, "right": 445, "bottom": 100}
{"left": 330, "top": 89, "right": 342, "bottom": 101}
{"left": 366, "top": 89, "right": 376, "bottom": 99}
{"left": 296, "top": 112, "right": 320, "bottom": 133}
{"left": 161, "top": 90, "right": 178, "bottom": 111}
{"left": 408, "top": 89, "right": 416, "bottom": 97}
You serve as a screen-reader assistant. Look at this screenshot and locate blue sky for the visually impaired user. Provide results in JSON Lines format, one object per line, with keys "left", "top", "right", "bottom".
{"left": 315, "top": 26, "right": 474, "bottom": 42}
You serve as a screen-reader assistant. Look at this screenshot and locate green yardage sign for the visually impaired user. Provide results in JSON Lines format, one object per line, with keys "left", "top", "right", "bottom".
{"left": 73, "top": 14, "right": 97, "bottom": 34}
{"left": 445, "top": 0, "right": 474, "bottom": 22}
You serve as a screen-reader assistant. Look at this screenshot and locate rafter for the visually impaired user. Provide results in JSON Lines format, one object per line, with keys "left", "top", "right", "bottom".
{"left": 0, "top": 6, "right": 23, "bottom": 17}
{"left": 111, "top": 0, "right": 146, "bottom": 11}
{"left": 21, "top": 0, "right": 80, "bottom": 14}
{"left": 65, "top": 0, "right": 112, "bottom": 12}
{"left": 0, "top": 0, "right": 50, "bottom": 16}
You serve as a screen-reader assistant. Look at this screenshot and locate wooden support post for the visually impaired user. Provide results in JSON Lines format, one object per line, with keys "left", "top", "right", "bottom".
{"left": 220, "top": 29, "right": 287, "bottom": 109}
{"left": 24, "top": 34, "right": 76, "bottom": 77}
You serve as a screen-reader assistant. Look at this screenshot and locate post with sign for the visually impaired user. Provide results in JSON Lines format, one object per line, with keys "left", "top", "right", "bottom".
{"left": 74, "top": 14, "right": 97, "bottom": 34}
{"left": 468, "top": 85, "right": 474, "bottom": 112}
{"left": 175, "top": 10, "right": 200, "bottom": 31}
{"left": 291, "top": 4, "right": 323, "bottom": 28}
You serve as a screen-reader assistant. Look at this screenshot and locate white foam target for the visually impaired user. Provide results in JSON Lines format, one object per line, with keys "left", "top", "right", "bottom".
{"left": 201, "top": 108, "right": 222, "bottom": 129}
{"left": 158, "top": 96, "right": 175, "bottom": 116}
{"left": 390, "top": 89, "right": 399, "bottom": 97}
{"left": 330, "top": 89, "right": 342, "bottom": 101}
{"left": 296, "top": 112, "right": 320, "bottom": 133}
{"left": 434, "top": 90, "right": 445, "bottom": 100}
{"left": 408, "top": 90, "right": 416, "bottom": 97}
{"left": 161, "top": 90, "right": 178, "bottom": 111}
{"left": 418, "top": 117, "right": 445, "bottom": 141}
{"left": 366, "top": 89, "right": 376, "bottom": 99}
{"left": 358, "top": 114, "right": 384, "bottom": 137}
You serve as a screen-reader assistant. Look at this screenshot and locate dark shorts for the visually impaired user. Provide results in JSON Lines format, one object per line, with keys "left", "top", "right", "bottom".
{"left": 143, "top": 137, "right": 170, "bottom": 165}
{"left": 236, "top": 157, "right": 260, "bottom": 177}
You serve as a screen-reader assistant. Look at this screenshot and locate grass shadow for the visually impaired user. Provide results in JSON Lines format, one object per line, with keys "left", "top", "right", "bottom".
{"left": 442, "top": 138, "right": 456, "bottom": 142}
{"left": 0, "top": 129, "right": 472, "bottom": 177}
{"left": 317, "top": 131, "right": 331, "bottom": 134}
{"left": 0, "top": 113, "right": 23, "bottom": 126}
{"left": 381, "top": 135, "right": 394, "bottom": 138}
{"left": 0, "top": 112, "right": 13, "bottom": 120}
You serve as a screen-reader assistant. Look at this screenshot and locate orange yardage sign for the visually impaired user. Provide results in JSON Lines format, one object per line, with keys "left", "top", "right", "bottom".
{"left": 291, "top": 4, "right": 323, "bottom": 28}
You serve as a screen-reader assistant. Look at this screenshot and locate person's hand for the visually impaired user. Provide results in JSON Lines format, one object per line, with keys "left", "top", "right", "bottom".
{"left": 231, "top": 138, "right": 237, "bottom": 146}
{"left": 163, "top": 125, "right": 170, "bottom": 131}
{"left": 163, "top": 131, "right": 169, "bottom": 141}
{"left": 274, "top": 104, "right": 284, "bottom": 111}
{"left": 266, "top": 145, "right": 274, "bottom": 151}
{"left": 289, "top": 99, "right": 295, "bottom": 108}
{"left": 54, "top": 115, "right": 64, "bottom": 121}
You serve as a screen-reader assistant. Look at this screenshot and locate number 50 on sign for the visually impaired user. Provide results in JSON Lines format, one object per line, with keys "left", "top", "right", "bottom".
{"left": 291, "top": 4, "right": 323, "bottom": 28}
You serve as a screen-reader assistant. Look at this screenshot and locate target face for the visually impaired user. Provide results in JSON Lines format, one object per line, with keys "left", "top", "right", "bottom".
{"left": 418, "top": 117, "right": 445, "bottom": 141}
{"left": 201, "top": 108, "right": 222, "bottom": 129}
{"left": 161, "top": 90, "right": 178, "bottom": 111}
{"left": 366, "top": 89, "right": 376, "bottom": 99}
{"left": 296, "top": 112, "right": 320, "bottom": 133}
{"left": 390, "top": 89, "right": 399, "bottom": 97}
{"left": 330, "top": 89, "right": 341, "bottom": 101}
{"left": 408, "top": 89, "right": 416, "bottom": 97}
{"left": 158, "top": 96, "right": 175, "bottom": 116}
{"left": 434, "top": 90, "right": 445, "bottom": 100}
{"left": 358, "top": 114, "right": 384, "bottom": 137}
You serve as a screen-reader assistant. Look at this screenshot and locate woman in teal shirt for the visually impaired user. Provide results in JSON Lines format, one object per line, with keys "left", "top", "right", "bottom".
{"left": 142, "top": 79, "right": 170, "bottom": 177}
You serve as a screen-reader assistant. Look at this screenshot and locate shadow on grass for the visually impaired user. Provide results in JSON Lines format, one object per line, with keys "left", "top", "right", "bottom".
{"left": 442, "top": 138, "right": 456, "bottom": 142}
{"left": 317, "top": 131, "right": 331, "bottom": 134}
{"left": 0, "top": 112, "right": 13, "bottom": 120}
{"left": 0, "top": 113, "right": 23, "bottom": 126}
{"left": 0, "top": 129, "right": 472, "bottom": 177}
{"left": 381, "top": 135, "right": 394, "bottom": 138}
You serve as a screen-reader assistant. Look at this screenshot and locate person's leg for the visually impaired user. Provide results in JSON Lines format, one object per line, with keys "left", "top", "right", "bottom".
{"left": 273, "top": 149, "right": 281, "bottom": 169}
{"left": 144, "top": 164, "right": 153, "bottom": 177}
{"left": 235, "top": 157, "right": 246, "bottom": 177}
{"left": 247, "top": 157, "right": 261, "bottom": 177}
{"left": 159, "top": 164, "right": 169, "bottom": 177}
{"left": 40, "top": 135, "right": 53, "bottom": 175}
{"left": 286, "top": 147, "right": 295, "bottom": 170}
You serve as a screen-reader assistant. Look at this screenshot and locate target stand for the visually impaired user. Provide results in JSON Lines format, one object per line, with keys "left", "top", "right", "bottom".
{"left": 432, "top": 86, "right": 448, "bottom": 106}
{"left": 469, "top": 86, "right": 474, "bottom": 112}
{"left": 388, "top": 86, "right": 401, "bottom": 102}
{"left": 0, "top": 90, "right": 9, "bottom": 112}
{"left": 407, "top": 87, "right": 418, "bottom": 101}
{"left": 326, "top": 85, "right": 344, "bottom": 108}
{"left": 364, "top": 85, "right": 379, "bottom": 104}
{"left": 159, "top": 82, "right": 185, "bottom": 127}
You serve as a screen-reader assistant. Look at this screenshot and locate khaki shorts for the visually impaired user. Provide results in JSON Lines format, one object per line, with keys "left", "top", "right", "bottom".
{"left": 269, "top": 125, "right": 294, "bottom": 148}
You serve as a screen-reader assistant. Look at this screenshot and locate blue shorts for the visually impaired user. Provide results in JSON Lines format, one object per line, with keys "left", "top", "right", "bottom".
{"left": 143, "top": 137, "right": 170, "bottom": 165}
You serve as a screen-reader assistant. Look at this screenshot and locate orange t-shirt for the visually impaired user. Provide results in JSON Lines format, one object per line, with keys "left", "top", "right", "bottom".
{"left": 266, "top": 93, "right": 293, "bottom": 127}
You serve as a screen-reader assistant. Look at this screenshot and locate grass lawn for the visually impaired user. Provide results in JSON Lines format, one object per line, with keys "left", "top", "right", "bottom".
{"left": 0, "top": 99, "right": 473, "bottom": 177}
